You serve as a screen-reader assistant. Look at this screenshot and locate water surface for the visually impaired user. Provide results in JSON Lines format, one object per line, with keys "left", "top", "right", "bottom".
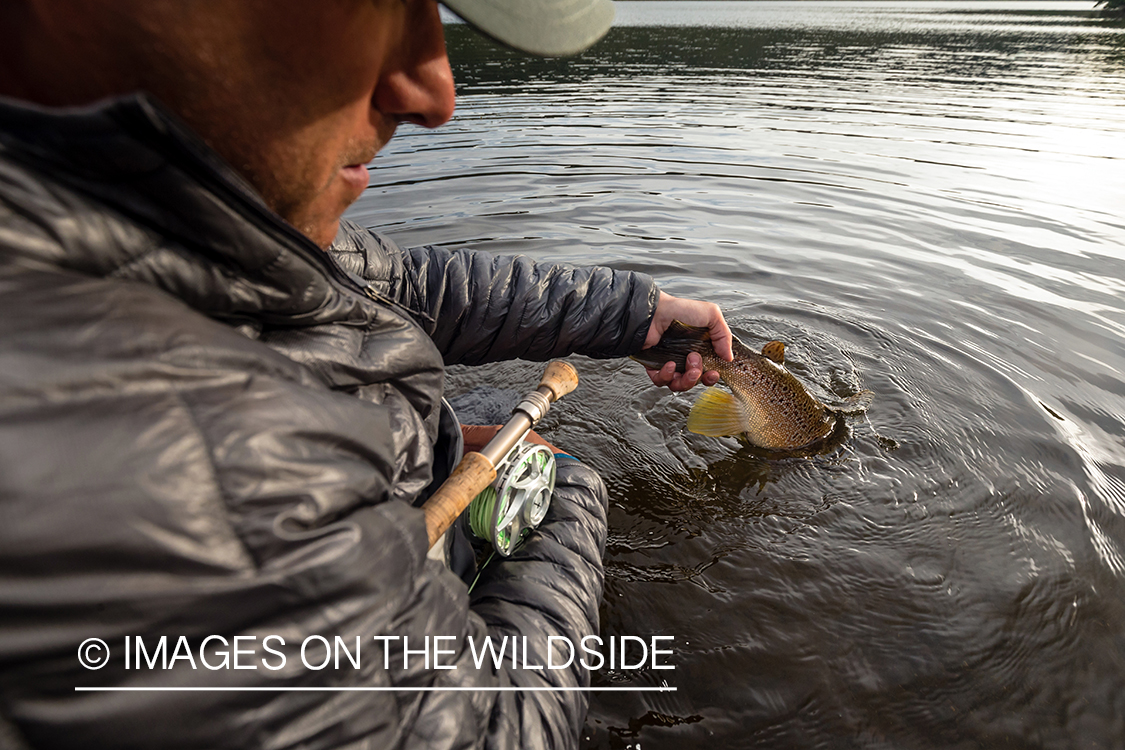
{"left": 348, "top": 2, "right": 1125, "bottom": 747}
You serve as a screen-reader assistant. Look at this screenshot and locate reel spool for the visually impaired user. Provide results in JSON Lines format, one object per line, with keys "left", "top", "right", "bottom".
{"left": 468, "top": 441, "right": 556, "bottom": 556}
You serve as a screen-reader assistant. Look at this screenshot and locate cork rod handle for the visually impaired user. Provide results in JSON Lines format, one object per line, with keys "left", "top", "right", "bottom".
{"left": 538, "top": 360, "right": 579, "bottom": 402}
{"left": 423, "top": 452, "right": 496, "bottom": 550}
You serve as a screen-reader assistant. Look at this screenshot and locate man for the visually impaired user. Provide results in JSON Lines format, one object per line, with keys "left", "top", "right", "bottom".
{"left": 0, "top": 0, "right": 732, "bottom": 747}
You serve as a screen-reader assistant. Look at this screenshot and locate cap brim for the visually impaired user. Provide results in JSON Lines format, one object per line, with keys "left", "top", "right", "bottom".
{"left": 441, "top": 0, "right": 615, "bottom": 57}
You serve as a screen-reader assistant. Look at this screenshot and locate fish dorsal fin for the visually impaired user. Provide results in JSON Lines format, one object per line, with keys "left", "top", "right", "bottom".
{"left": 686, "top": 387, "right": 747, "bottom": 437}
{"left": 761, "top": 340, "right": 786, "bottom": 364}
{"left": 667, "top": 320, "right": 711, "bottom": 342}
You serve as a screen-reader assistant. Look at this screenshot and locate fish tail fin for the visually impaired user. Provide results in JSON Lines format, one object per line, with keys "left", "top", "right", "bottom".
{"left": 630, "top": 320, "right": 713, "bottom": 371}
{"left": 686, "top": 387, "right": 747, "bottom": 437}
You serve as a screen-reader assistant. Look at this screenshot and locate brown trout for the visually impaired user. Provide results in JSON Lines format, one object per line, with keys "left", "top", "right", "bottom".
{"left": 633, "top": 321, "right": 849, "bottom": 451}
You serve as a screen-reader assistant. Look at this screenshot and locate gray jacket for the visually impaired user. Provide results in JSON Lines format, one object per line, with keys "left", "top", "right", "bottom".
{"left": 0, "top": 94, "right": 658, "bottom": 749}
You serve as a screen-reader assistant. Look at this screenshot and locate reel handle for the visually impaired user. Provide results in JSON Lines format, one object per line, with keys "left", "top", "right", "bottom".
{"left": 422, "top": 360, "right": 578, "bottom": 550}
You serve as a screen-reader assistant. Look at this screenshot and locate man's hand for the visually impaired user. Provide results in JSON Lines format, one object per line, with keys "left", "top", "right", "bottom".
{"left": 461, "top": 424, "right": 561, "bottom": 455}
{"left": 642, "top": 291, "right": 733, "bottom": 392}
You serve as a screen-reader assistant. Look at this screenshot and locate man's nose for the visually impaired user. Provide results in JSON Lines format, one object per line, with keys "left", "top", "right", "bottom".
{"left": 376, "top": 1, "right": 456, "bottom": 129}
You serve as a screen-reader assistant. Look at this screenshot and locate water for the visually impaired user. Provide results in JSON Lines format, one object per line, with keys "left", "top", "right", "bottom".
{"left": 346, "top": 2, "right": 1125, "bottom": 747}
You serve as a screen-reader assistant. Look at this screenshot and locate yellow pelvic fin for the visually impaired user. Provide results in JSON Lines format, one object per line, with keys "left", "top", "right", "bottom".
{"left": 761, "top": 340, "right": 786, "bottom": 364}
{"left": 686, "top": 387, "right": 747, "bottom": 437}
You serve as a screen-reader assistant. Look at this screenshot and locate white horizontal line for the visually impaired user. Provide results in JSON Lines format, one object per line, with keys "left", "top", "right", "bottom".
{"left": 75, "top": 686, "right": 675, "bottom": 693}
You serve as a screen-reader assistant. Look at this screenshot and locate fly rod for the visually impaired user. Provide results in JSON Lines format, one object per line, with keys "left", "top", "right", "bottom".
{"left": 422, "top": 360, "right": 579, "bottom": 553}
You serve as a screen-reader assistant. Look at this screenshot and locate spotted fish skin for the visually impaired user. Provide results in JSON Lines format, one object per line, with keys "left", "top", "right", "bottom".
{"left": 632, "top": 321, "right": 836, "bottom": 450}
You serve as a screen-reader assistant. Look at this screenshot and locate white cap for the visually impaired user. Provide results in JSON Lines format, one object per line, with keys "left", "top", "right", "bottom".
{"left": 442, "top": 0, "right": 615, "bottom": 57}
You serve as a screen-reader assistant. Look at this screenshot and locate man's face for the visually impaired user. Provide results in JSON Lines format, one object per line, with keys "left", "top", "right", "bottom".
{"left": 131, "top": 0, "right": 455, "bottom": 247}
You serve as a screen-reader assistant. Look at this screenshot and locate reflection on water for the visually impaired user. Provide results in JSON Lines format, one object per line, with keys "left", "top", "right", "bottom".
{"left": 349, "top": 2, "right": 1125, "bottom": 747}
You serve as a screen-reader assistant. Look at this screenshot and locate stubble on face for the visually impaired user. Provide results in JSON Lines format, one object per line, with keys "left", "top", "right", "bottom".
{"left": 248, "top": 126, "right": 391, "bottom": 247}
{"left": 96, "top": 0, "right": 407, "bottom": 248}
{"left": 1, "top": 0, "right": 448, "bottom": 249}
{"left": 164, "top": 0, "right": 405, "bottom": 248}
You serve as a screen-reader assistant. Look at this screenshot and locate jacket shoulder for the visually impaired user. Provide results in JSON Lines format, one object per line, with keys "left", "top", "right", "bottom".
{"left": 328, "top": 219, "right": 408, "bottom": 289}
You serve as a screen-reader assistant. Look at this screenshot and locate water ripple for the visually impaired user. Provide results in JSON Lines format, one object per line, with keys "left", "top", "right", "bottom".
{"left": 356, "top": 4, "right": 1125, "bottom": 747}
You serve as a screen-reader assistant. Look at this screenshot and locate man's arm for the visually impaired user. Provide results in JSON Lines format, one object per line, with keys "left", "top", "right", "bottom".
{"left": 331, "top": 222, "right": 732, "bottom": 389}
{"left": 400, "top": 243, "right": 658, "bottom": 365}
{"left": 330, "top": 221, "right": 656, "bottom": 364}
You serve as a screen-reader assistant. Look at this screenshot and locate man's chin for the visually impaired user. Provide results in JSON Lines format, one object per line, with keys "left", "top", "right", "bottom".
{"left": 285, "top": 165, "right": 377, "bottom": 248}
{"left": 284, "top": 209, "right": 340, "bottom": 250}
{"left": 308, "top": 218, "right": 342, "bottom": 250}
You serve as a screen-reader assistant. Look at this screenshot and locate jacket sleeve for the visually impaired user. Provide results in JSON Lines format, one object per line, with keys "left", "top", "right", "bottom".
{"left": 329, "top": 220, "right": 660, "bottom": 365}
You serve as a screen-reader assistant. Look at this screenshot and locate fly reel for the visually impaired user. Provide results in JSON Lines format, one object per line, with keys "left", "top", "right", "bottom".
{"left": 468, "top": 441, "right": 556, "bottom": 556}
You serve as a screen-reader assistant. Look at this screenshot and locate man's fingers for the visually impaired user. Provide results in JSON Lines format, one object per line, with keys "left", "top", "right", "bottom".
{"left": 710, "top": 324, "right": 734, "bottom": 363}
{"left": 647, "top": 367, "right": 704, "bottom": 392}
{"left": 646, "top": 361, "right": 676, "bottom": 388}
{"left": 646, "top": 354, "right": 717, "bottom": 392}
{"left": 461, "top": 423, "right": 502, "bottom": 454}
{"left": 680, "top": 354, "right": 702, "bottom": 390}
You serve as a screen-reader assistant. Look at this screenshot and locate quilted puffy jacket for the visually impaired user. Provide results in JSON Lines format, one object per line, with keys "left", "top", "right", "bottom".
{"left": 0, "top": 94, "right": 659, "bottom": 749}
